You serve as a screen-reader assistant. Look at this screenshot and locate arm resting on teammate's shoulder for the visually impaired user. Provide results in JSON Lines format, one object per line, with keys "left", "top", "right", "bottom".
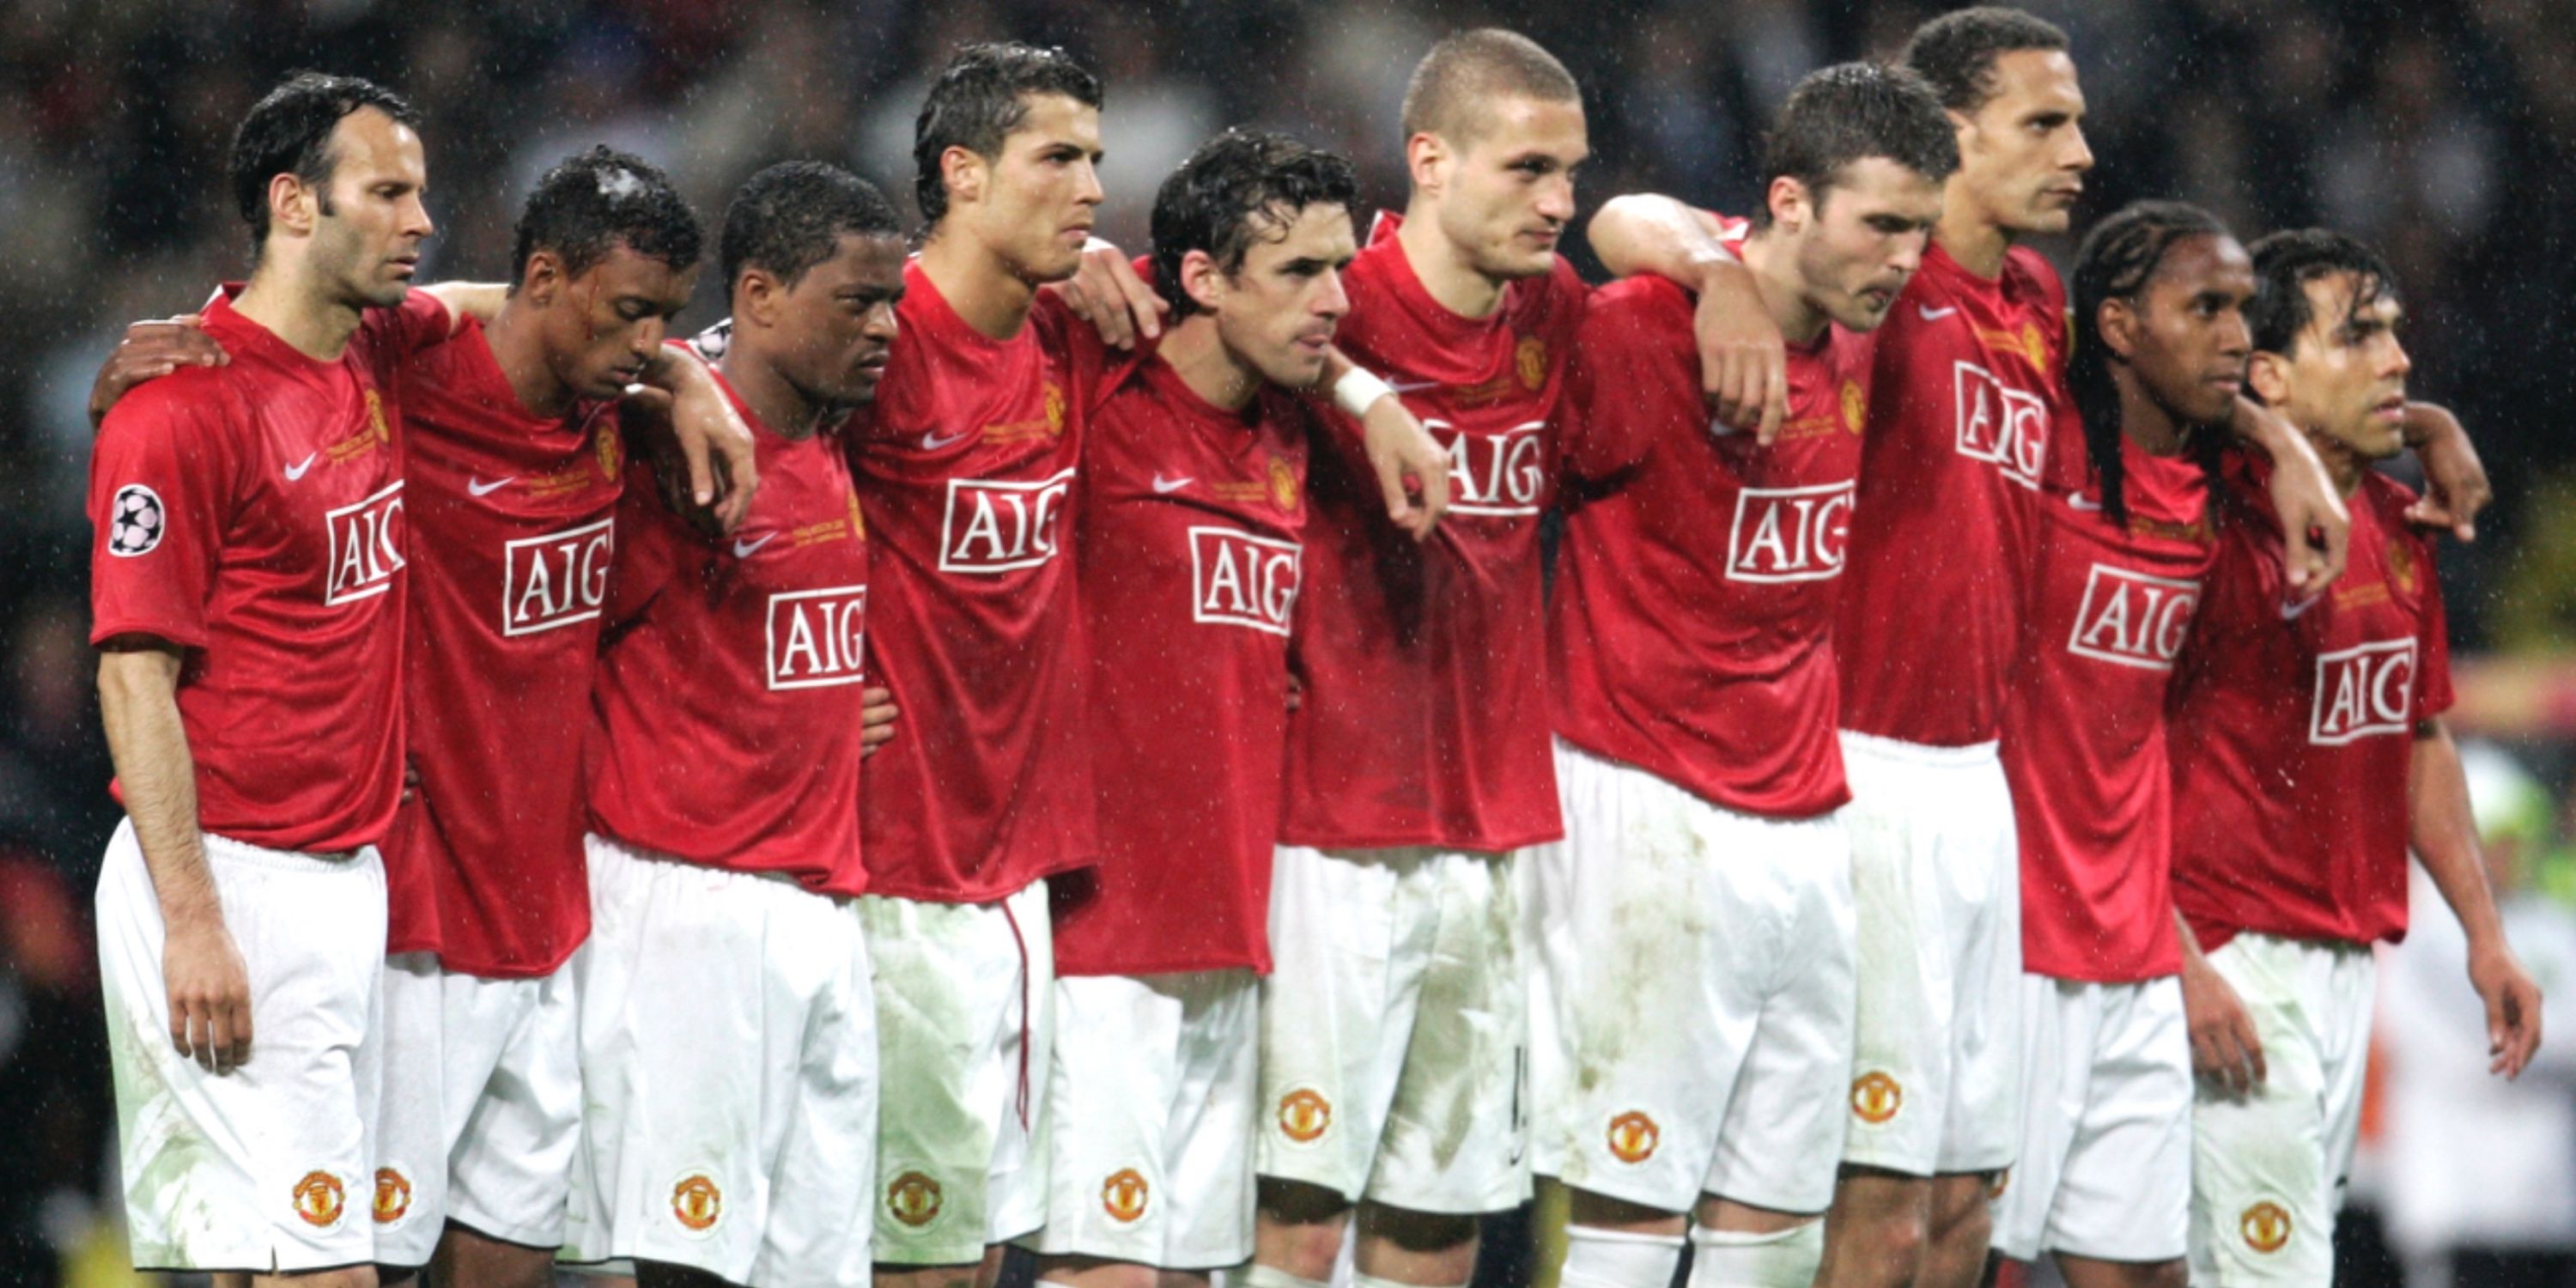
{"left": 98, "top": 637, "right": 254, "bottom": 1073}
{"left": 420, "top": 280, "right": 507, "bottom": 331}
{"left": 636, "top": 343, "right": 759, "bottom": 532}
{"left": 2400, "top": 401, "right": 2489, "bottom": 542}
{"left": 2409, "top": 717, "right": 2544, "bottom": 1078}
{"left": 2227, "top": 397, "right": 2349, "bottom": 592}
{"left": 1585, "top": 194, "right": 1730, "bottom": 282}
{"left": 1321, "top": 346, "right": 1449, "bottom": 540}
{"left": 88, "top": 318, "right": 231, "bottom": 431}
{"left": 1585, "top": 194, "right": 1785, "bottom": 440}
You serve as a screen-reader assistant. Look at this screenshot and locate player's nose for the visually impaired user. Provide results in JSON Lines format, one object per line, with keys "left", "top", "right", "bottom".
{"left": 2063, "top": 125, "right": 2096, "bottom": 173}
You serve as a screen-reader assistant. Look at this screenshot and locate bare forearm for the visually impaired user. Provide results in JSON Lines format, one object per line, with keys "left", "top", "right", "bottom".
{"left": 2174, "top": 908, "right": 2210, "bottom": 967}
{"left": 421, "top": 281, "right": 508, "bottom": 331}
{"left": 1586, "top": 194, "right": 1733, "bottom": 283}
{"left": 97, "top": 647, "right": 217, "bottom": 924}
{"left": 2413, "top": 719, "right": 2506, "bottom": 946}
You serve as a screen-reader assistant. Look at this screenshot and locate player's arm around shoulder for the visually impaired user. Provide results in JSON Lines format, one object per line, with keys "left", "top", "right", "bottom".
{"left": 2400, "top": 400, "right": 2489, "bottom": 541}
{"left": 1317, "top": 346, "right": 1449, "bottom": 541}
{"left": 1585, "top": 194, "right": 1786, "bottom": 440}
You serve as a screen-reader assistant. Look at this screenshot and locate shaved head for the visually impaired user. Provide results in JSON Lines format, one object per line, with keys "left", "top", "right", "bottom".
{"left": 1400, "top": 28, "right": 1579, "bottom": 148}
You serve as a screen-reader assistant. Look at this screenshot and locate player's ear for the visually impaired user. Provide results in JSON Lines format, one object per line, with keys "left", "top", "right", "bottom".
{"left": 520, "top": 249, "right": 563, "bottom": 306}
{"left": 2096, "top": 297, "right": 2140, "bottom": 361}
{"left": 2245, "top": 349, "right": 2292, "bottom": 405}
{"left": 737, "top": 267, "right": 781, "bottom": 328}
{"left": 941, "top": 145, "right": 988, "bottom": 211}
{"left": 1766, "top": 176, "right": 1808, "bottom": 234}
{"left": 1180, "top": 248, "right": 1226, "bottom": 314}
{"left": 268, "top": 171, "right": 318, "bottom": 238}
{"left": 1405, "top": 132, "right": 1448, "bottom": 195}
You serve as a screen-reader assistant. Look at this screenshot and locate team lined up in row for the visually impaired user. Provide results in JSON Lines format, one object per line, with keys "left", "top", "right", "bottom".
{"left": 83, "top": 8, "right": 2535, "bottom": 1288}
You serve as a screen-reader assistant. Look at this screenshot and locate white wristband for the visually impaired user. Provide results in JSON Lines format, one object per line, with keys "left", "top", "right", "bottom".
{"left": 1334, "top": 366, "right": 1396, "bottom": 417}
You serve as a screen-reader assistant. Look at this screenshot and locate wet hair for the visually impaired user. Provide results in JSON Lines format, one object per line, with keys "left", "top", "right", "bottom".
{"left": 1901, "top": 7, "right": 2069, "bottom": 113}
{"left": 228, "top": 70, "right": 422, "bottom": 249}
{"left": 509, "top": 147, "right": 703, "bottom": 292}
{"left": 1399, "top": 28, "right": 1580, "bottom": 147}
{"left": 1753, "top": 62, "right": 1958, "bottom": 229}
{"left": 2069, "top": 200, "right": 2231, "bottom": 525}
{"left": 1150, "top": 130, "right": 1359, "bottom": 322}
{"left": 913, "top": 42, "right": 1104, "bottom": 227}
{"left": 720, "top": 161, "right": 902, "bottom": 291}
{"left": 2245, "top": 228, "right": 2400, "bottom": 360}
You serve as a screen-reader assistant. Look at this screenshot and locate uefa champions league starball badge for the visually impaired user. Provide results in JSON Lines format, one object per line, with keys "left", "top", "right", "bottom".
{"left": 108, "top": 483, "right": 165, "bottom": 556}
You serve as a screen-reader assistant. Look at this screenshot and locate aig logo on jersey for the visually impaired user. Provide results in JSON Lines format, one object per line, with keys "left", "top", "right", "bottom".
{"left": 2067, "top": 564, "right": 2200, "bottom": 671}
{"left": 2310, "top": 638, "right": 2415, "bottom": 745}
{"left": 503, "top": 518, "right": 614, "bottom": 637}
{"left": 767, "top": 586, "right": 867, "bottom": 690}
{"left": 940, "top": 469, "right": 1073, "bottom": 574}
{"left": 1436, "top": 419, "right": 1546, "bottom": 517}
{"left": 1190, "top": 526, "right": 1301, "bottom": 635}
{"left": 1952, "top": 361, "right": 2047, "bottom": 489}
{"left": 325, "top": 481, "right": 406, "bottom": 605}
{"left": 1726, "top": 482, "right": 1853, "bottom": 584}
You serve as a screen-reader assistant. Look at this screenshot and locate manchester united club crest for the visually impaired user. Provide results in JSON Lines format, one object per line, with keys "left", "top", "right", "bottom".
{"left": 888, "top": 1170, "right": 945, "bottom": 1228}
{"left": 1044, "top": 382, "right": 1068, "bottom": 436}
{"left": 1277, "top": 1087, "right": 1332, "bottom": 1144}
{"left": 671, "top": 1172, "right": 723, "bottom": 1234}
{"left": 1268, "top": 456, "right": 1299, "bottom": 512}
{"left": 372, "top": 1167, "right": 413, "bottom": 1224}
{"left": 1515, "top": 336, "right": 1546, "bottom": 391}
{"left": 2387, "top": 537, "right": 2417, "bottom": 597}
{"left": 367, "top": 387, "right": 392, "bottom": 445}
{"left": 1605, "top": 1111, "right": 1661, "bottom": 1164}
{"left": 1840, "top": 380, "right": 1867, "bottom": 434}
{"left": 292, "top": 1170, "right": 346, "bottom": 1229}
{"left": 2240, "top": 1201, "right": 2292, "bottom": 1254}
{"left": 1850, "top": 1072, "right": 1903, "bottom": 1125}
{"left": 1101, "top": 1169, "right": 1150, "bottom": 1224}
{"left": 596, "top": 417, "right": 624, "bottom": 482}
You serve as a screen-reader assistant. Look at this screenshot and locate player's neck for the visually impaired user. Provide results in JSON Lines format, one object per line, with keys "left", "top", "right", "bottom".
{"left": 1934, "top": 204, "right": 2014, "bottom": 280}
{"left": 2114, "top": 374, "right": 2186, "bottom": 457}
{"left": 1736, "top": 230, "right": 1830, "bottom": 346}
{"left": 231, "top": 252, "right": 366, "bottom": 361}
{"left": 918, "top": 228, "right": 1039, "bottom": 341}
{"left": 1396, "top": 202, "right": 1507, "bottom": 319}
{"left": 482, "top": 301, "right": 579, "bottom": 421}
{"left": 1160, "top": 316, "right": 1260, "bottom": 412}
{"left": 2307, "top": 429, "right": 2368, "bottom": 497}
{"left": 714, "top": 343, "right": 822, "bottom": 442}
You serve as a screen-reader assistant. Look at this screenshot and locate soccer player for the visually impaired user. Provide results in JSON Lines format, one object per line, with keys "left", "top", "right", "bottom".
{"left": 562, "top": 161, "right": 896, "bottom": 1288}
{"left": 366, "top": 149, "right": 702, "bottom": 1288}
{"left": 2166, "top": 228, "right": 2542, "bottom": 1288}
{"left": 1987, "top": 200, "right": 2254, "bottom": 1288}
{"left": 1534, "top": 64, "right": 1955, "bottom": 1288}
{"left": 847, "top": 45, "right": 1437, "bottom": 1288}
{"left": 88, "top": 71, "right": 452, "bottom": 1285}
{"left": 1029, "top": 126, "right": 1357, "bottom": 1288}
{"left": 1252, "top": 29, "right": 1775, "bottom": 1288}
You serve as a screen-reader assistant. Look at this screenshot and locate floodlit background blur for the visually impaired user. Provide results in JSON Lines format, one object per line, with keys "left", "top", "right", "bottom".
{"left": 3, "top": 1, "right": 2573, "bottom": 1284}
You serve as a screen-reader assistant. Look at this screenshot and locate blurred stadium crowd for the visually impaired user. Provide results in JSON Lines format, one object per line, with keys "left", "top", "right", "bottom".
{"left": 3, "top": 1, "right": 2575, "bottom": 1284}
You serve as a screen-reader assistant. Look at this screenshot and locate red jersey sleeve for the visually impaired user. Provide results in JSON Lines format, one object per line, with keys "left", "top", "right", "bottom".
{"left": 1561, "top": 276, "right": 1693, "bottom": 483}
{"left": 363, "top": 289, "right": 461, "bottom": 359}
{"left": 599, "top": 465, "right": 696, "bottom": 632}
{"left": 89, "top": 381, "right": 238, "bottom": 649}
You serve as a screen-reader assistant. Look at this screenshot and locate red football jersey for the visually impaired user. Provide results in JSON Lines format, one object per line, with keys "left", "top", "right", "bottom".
{"left": 1836, "top": 242, "right": 2078, "bottom": 748}
{"left": 586, "top": 368, "right": 871, "bottom": 896}
{"left": 846, "top": 260, "right": 1130, "bottom": 902}
{"left": 1054, "top": 359, "right": 1310, "bottom": 976}
{"left": 382, "top": 319, "right": 621, "bottom": 976}
{"left": 1552, "top": 264, "right": 1867, "bottom": 820}
{"left": 1279, "top": 213, "right": 1583, "bottom": 852}
{"left": 2170, "top": 454, "right": 2452, "bottom": 951}
{"left": 89, "top": 288, "right": 447, "bottom": 854}
{"left": 2002, "top": 441, "right": 2216, "bottom": 981}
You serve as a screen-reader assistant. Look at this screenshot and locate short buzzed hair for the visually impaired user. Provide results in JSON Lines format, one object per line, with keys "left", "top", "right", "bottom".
{"left": 720, "top": 161, "right": 902, "bottom": 290}
{"left": 1756, "top": 63, "right": 1958, "bottom": 228}
{"left": 1901, "top": 7, "right": 2069, "bottom": 113}
{"left": 1399, "top": 28, "right": 1579, "bottom": 146}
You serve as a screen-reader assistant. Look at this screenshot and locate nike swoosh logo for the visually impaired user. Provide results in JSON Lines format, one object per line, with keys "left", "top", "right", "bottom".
{"left": 1917, "top": 305, "right": 1959, "bottom": 321}
{"left": 1151, "top": 475, "right": 1194, "bottom": 494}
{"left": 468, "top": 476, "right": 515, "bottom": 496}
{"left": 2280, "top": 592, "right": 2324, "bottom": 621}
{"left": 283, "top": 453, "right": 318, "bottom": 481}
{"left": 921, "top": 429, "right": 975, "bottom": 451}
{"left": 732, "top": 533, "right": 777, "bottom": 558}
{"left": 2069, "top": 493, "right": 2104, "bottom": 512}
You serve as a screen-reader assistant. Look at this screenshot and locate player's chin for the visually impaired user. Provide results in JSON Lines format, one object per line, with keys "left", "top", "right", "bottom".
{"left": 358, "top": 278, "right": 415, "bottom": 308}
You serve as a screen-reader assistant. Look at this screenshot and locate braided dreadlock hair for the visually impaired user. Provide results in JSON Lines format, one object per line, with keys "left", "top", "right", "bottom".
{"left": 2069, "top": 200, "right": 2230, "bottom": 526}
